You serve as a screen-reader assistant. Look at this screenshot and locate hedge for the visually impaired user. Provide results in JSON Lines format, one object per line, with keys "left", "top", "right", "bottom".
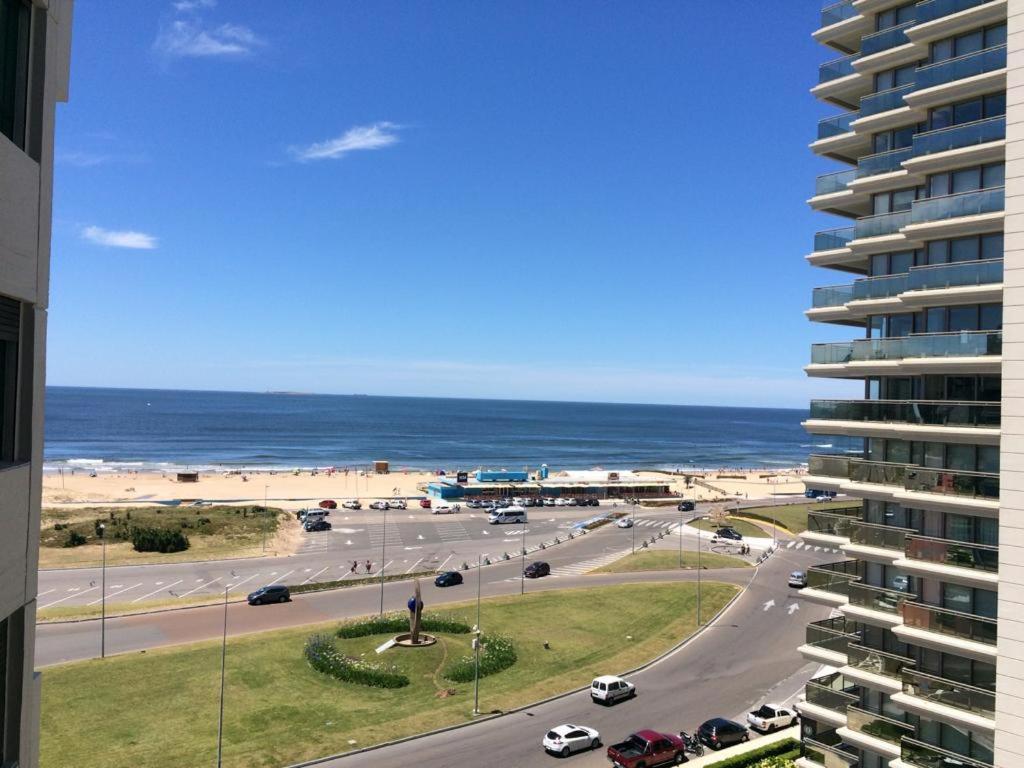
{"left": 703, "top": 738, "right": 800, "bottom": 768}
{"left": 336, "top": 612, "right": 472, "bottom": 639}
{"left": 444, "top": 634, "right": 516, "bottom": 682}
{"left": 130, "top": 526, "right": 189, "bottom": 553}
{"left": 304, "top": 634, "right": 409, "bottom": 688}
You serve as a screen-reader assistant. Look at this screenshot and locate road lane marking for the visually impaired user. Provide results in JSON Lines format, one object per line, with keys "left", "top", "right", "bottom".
{"left": 405, "top": 558, "right": 423, "bottom": 574}
{"left": 178, "top": 578, "right": 220, "bottom": 598}
{"left": 302, "top": 567, "right": 329, "bottom": 585}
{"left": 225, "top": 574, "right": 257, "bottom": 592}
{"left": 267, "top": 570, "right": 294, "bottom": 587}
{"left": 88, "top": 583, "right": 143, "bottom": 606}
{"left": 40, "top": 585, "right": 99, "bottom": 609}
{"left": 373, "top": 560, "right": 394, "bottom": 576}
{"left": 132, "top": 580, "right": 183, "bottom": 603}
{"left": 38, "top": 588, "right": 55, "bottom": 598}
{"left": 436, "top": 554, "right": 454, "bottom": 572}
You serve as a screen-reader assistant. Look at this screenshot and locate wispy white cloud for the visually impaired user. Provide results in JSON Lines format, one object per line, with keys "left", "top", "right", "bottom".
{"left": 289, "top": 122, "right": 401, "bottom": 162}
{"left": 172, "top": 0, "right": 216, "bottom": 11}
{"left": 154, "top": 19, "right": 263, "bottom": 58}
{"left": 57, "top": 150, "right": 147, "bottom": 168}
{"left": 81, "top": 226, "right": 158, "bottom": 250}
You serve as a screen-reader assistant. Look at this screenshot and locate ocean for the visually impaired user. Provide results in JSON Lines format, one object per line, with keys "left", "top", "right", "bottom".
{"left": 43, "top": 386, "right": 822, "bottom": 473}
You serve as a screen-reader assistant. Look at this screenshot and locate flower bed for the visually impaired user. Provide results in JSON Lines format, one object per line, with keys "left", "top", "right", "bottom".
{"left": 303, "top": 634, "right": 409, "bottom": 688}
{"left": 335, "top": 613, "right": 472, "bottom": 639}
{"left": 443, "top": 634, "right": 517, "bottom": 682}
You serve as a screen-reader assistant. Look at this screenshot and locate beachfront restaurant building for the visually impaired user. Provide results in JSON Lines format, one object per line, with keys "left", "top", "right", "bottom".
{"left": 798, "top": 3, "right": 1020, "bottom": 768}
{"left": 427, "top": 469, "right": 671, "bottom": 501}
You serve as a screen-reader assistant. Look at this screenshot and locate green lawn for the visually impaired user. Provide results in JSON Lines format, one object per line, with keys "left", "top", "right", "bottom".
{"left": 687, "top": 517, "right": 766, "bottom": 538}
{"left": 736, "top": 500, "right": 860, "bottom": 534}
{"left": 40, "top": 582, "right": 738, "bottom": 768}
{"left": 592, "top": 549, "right": 749, "bottom": 573}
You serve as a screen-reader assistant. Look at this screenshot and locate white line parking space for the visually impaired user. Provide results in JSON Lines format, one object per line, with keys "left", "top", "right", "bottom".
{"left": 131, "top": 579, "right": 183, "bottom": 603}
{"left": 87, "top": 583, "right": 143, "bottom": 606}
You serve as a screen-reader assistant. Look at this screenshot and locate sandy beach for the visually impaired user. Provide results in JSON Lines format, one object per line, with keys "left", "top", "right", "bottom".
{"left": 42, "top": 466, "right": 808, "bottom": 509}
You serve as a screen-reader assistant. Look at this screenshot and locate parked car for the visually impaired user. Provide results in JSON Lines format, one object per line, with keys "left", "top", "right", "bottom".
{"left": 677, "top": 500, "right": 695, "bottom": 512}
{"left": 369, "top": 501, "right": 389, "bottom": 510}
{"left": 713, "top": 527, "right": 743, "bottom": 541}
{"left": 524, "top": 561, "right": 550, "bottom": 578}
{"left": 389, "top": 499, "right": 407, "bottom": 510}
{"left": 543, "top": 497, "right": 556, "bottom": 506}
{"left": 497, "top": 498, "right": 512, "bottom": 508}
{"left": 697, "top": 718, "right": 748, "bottom": 750}
{"left": 606, "top": 730, "right": 685, "bottom": 768}
{"left": 542, "top": 723, "right": 601, "bottom": 757}
{"left": 616, "top": 517, "right": 634, "bottom": 529}
{"left": 419, "top": 498, "right": 432, "bottom": 509}
{"left": 788, "top": 570, "right": 807, "bottom": 588}
{"left": 747, "top": 703, "right": 798, "bottom": 733}
{"left": 587, "top": 498, "right": 601, "bottom": 507}
{"left": 466, "top": 500, "right": 482, "bottom": 509}
{"left": 304, "top": 519, "right": 331, "bottom": 532}
{"left": 247, "top": 585, "right": 290, "bottom": 605}
{"left": 434, "top": 571, "right": 463, "bottom": 588}
{"left": 590, "top": 675, "right": 635, "bottom": 705}
{"left": 342, "top": 499, "right": 361, "bottom": 510}
{"left": 432, "top": 503, "right": 461, "bottom": 515}
{"left": 318, "top": 499, "right": 337, "bottom": 510}
{"left": 555, "top": 498, "right": 572, "bottom": 506}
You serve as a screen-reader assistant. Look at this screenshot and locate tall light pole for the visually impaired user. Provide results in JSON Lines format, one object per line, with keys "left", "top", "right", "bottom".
{"left": 474, "top": 552, "right": 482, "bottom": 715}
{"left": 379, "top": 503, "right": 387, "bottom": 615}
{"left": 520, "top": 517, "right": 526, "bottom": 596}
{"left": 678, "top": 496, "right": 684, "bottom": 569}
{"left": 695, "top": 514, "right": 705, "bottom": 626}
{"left": 216, "top": 587, "right": 229, "bottom": 768}
{"left": 631, "top": 498, "right": 637, "bottom": 555}
{"left": 99, "top": 523, "right": 107, "bottom": 659}
{"left": 262, "top": 485, "right": 268, "bottom": 552}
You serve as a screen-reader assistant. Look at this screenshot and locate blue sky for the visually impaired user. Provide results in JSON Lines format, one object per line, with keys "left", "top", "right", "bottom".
{"left": 49, "top": 0, "right": 859, "bottom": 408}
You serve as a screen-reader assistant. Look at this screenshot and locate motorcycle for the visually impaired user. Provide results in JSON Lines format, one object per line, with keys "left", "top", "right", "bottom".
{"left": 679, "top": 731, "right": 704, "bottom": 757}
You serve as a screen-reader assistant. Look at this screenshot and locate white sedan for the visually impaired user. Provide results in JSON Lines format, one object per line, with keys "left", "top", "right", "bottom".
{"left": 554, "top": 498, "right": 572, "bottom": 506}
{"left": 616, "top": 517, "right": 634, "bottom": 528}
{"left": 542, "top": 724, "right": 601, "bottom": 757}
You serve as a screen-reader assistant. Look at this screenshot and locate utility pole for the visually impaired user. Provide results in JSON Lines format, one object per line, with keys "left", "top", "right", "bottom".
{"left": 520, "top": 516, "right": 526, "bottom": 595}
{"left": 216, "top": 587, "right": 229, "bottom": 768}
{"left": 697, "top": 514, "right": 704, "bottom": 625}
{"left": 99, "top": 523, "right": 106, "bottom": 659}
{"left": 262, "top": 485, "right": 268, "bottom": 552}
{"left": 678, "top": 495, "right": 684, "bottom": 568}
{"left": 631, "top": 498, "right": 637, "bottom": 554}
{"left": 474, "top": 552, "right": 482, "bottom": 715}
{"left": 379, "top": 503, "right": 388, "bottom": 615}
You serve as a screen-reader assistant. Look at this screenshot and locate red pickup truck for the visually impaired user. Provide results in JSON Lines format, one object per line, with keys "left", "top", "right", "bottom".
{"left": 607, "top": 730, "right": 687, "bottom": 767}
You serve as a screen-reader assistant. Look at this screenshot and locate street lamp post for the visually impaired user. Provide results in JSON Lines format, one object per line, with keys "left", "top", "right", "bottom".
{"left": 695, "top": 515, "right": 704, "bottom": 626}
{"left": 99, "top": 523, "right": 106, "bottom": 659}
{"left": 474, "top": 553, "right": 482, "bottom": 715}
{"left": 631, "top": 498, "right": 636, "bottom": 554}
{"left": 678, "top": 494, "right": 685, "bottom": 569}
{"left": 379, "top": 503, "right": 387, "bottom": 615}
{"left": 262, "top": 485, "right": 268, "bottom": 552}
{"left": 216, "top": 587, "right": 229, "bottom": 768}
{"left": 520, "top": 516, "right": 526, "bottom": 596}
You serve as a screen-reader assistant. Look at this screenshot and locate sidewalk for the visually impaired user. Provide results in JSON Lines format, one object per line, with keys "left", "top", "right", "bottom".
{"left": 683, "top": 725, "right": 799, "bottom": 766}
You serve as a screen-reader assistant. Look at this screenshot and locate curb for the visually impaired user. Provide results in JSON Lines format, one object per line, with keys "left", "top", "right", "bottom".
{"left": 283, "top": 573, "right": 752, "bottom": 768}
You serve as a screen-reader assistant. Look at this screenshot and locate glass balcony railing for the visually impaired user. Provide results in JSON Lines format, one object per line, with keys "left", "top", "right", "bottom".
{"left": 857, "top": 146, "right": 912, "bottom": 178}
{"left": 812, "top": 283, "right": 855, "bottom": 308}
{"left": 815, "top": 226, "right": 855, "bottom": 251}
{"left": 848, "top": 581, "right": 914, "bottom": 614}
{"left": 911, "top": 116, "right": 1005, "bottom": 158}
{"left": 911, "top": 186, "right": 1004, "bottom": 224}
{"left": 819, "top": 111, "right": 859, "bottom": 140}
{"left": 821, "top": 0, "right": 857, "bottom": 28}
{"left": 862, "top": 21, "right": 914, "bottom": 56}
{"left": 916, "top": 0, "right": 998, "bottom": 25}
{"left": 861, "top": 83, "right": 914, "bottom": 117}
{"left": 808, "top": 399, "right": 1001, "bottom": 428}
{"left": 807, "top": 509, "right": 861, "bottom": 538}
{"left": 808, "top": 453, "right": 855, "bottom": 478}
{"left": 807, "top": 616, "right": 857, "bottom": 657}
{"left": 821, "top": 53, "right": 859, "bottom": 84}
{"left": 849, "top": 521, "right": 911, "bottom": 552}
{"left": 851, "top": 272, "right": 908, "bottom": 300}
{"left": 847, "top": 643, "right": 915, "bottom": 679}
{"left": 916, "top": 45, "right": 1007, "bottom": 91}
{"left": 810, "top": 330, "right": 1002, "bottom": 365}
{"left": 905, "top": 534, "right": 998, "bottom": 572}
{"left": 855, "top": 209, "right": 911, "bottom": 239}
{"left": 807, "top": 560, "right": 861, "bottom": 597}
{"left": 901, "top": 602, "right": 997, "bottom": 645}
{"left": 902, "top": 669, "right": 995, "bottom": 720}
{"left": 807, "top": 455, "right": 1000, "bottom": 500}
{"left": 804, "top": 729, "right": 860, "bottom": 767}
{"left": 806, "top": 672, "right": 860, "bottom": 715}
{"left": 901, "top": 737, "right": 992, "bottom": 768}
{"left": 846, "top": 705, "right": 915, "bottom": 745}
{"left": 906, "top": 258, "right": 1002, "bottom": 292}
{"left": 816, "top": 168, "right": 857, "bottom": 196}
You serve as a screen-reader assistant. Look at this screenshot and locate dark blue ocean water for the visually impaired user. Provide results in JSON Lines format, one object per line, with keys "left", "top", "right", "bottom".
{"left": 44, "top": 387, "right": 820, "bottom": 472}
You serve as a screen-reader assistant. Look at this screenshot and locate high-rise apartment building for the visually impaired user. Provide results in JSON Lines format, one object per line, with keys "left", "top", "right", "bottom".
{"left": 0, "top": 1, "right": 72, "bottom": 766}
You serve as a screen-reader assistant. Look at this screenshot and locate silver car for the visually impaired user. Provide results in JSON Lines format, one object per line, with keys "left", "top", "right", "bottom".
{"left": 788, "top": 570, "right": 807, "bottom": 588}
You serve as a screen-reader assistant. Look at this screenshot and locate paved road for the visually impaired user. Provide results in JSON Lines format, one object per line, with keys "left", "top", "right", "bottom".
{"left": 291, "top": 546, "right": 829, "bottom": 768}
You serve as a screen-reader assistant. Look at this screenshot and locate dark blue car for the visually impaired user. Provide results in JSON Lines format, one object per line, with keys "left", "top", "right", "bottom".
{"left": 434, "top": 571, "right": 463, "bottom": 587}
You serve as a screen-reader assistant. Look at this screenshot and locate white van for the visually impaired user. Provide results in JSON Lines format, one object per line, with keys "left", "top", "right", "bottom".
{"left": 488, "top": 506, "right": 528, "bottom": 524}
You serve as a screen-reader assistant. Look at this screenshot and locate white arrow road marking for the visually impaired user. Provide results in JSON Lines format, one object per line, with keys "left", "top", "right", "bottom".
{"left": 482, "top": 531, "right": 490, "bottom": 535}
{"left": 178, "top": 578, "right": 220, "bottom": 598}
{"left": 787, "top": 603, "right": 800, "bottom": 616}
{"left": 763, "top": 599, "right": 776, "bottom": 612}
{"left": 40, "top": 585, "right": 98, "bottom": 609}
{"left": 155, "top": 581, "right": 164, "bottom": 586}
{"left": 88, "top": 583, "right": 143, "bottom": 606}
{"left": 417, "top": 534, "right": 424, "bottom": 540}
{"left": 302, "top": 567, "right": 329, "bottom": 585}
{"left": 110, "top": 584, "right": 124, "bottom": 589}
{"left": 68, "top": 587, "right": 81, "bottom": 593}
{"left": 345, "top": 540, "right": 353, "bottom": 546}
{"left": 132, "top": 580, "right": 183, "bottom": 603}
{"left": 403, "top": 546, "right": 423, "bottom": 551}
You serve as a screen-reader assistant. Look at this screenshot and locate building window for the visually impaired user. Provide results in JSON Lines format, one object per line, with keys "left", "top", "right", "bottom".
{"left": 927, "top": 163, "right": 1004, "bottom": 198}
{"left": 930, "top": 23, "right": 1006, "bottom": 64}
{"left": 0, "top": 0, "right": 31, "bottom": 150}
{"left": 875, "top": 63, "right": 915, "bottom": 92}
{"left": 877, "top": 3, "right": 915, "bottom": 31}
{"left": 929, "top": 92, "right": 1005, "bottom": 131}
{"left": 0, "top": 296, "right": 20, "bottom": 465}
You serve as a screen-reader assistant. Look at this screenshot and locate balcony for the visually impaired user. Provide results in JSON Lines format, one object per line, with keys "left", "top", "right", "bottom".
{"left": 861, "top": 22, "right": 914, "bottom": 57}
{"left": 806, "top": 672, "right": 860, "bottom": 716}
{"left": 849, "top": 521, "right": 910, "bottom": 552}
{"left": 901, "top": 602, "right": 997, "bottom": 646}
{"left": 857, "top": 146, "right": 913, "bottom": 178}
{"left": 806, "top": 560, "right": 861, "bottom": 600}
{"left": 803, "top": 729, "right": 860, "bottom": 767}
{"left": 845, "top": 705, "right": 914, "bottom": 745}
{"left": 815, "top": 227, "right": 856, "bottom": 252}
{"left": 807, "top": 616, "right": 857, "bottom": 656}
{"left": 910, "top": 186, "right": 1003, "bottom": 224}
{"left": 861, "top": 83, "right": 914, "bottom": 116}
{"left": 808, "top": 508, "right": 861, "bottom": 538}
{"left": 806, "top": 455, "right": 1000, "bottom": 500}
{"left": 854, "top": 209, "right": 911, "bottom": 239}
{"left": 821, "top": 0, "right": 857, "bottom": 27}
{"left": 900, "top": 737, "right": 992, "bottom": 768}
{"left": 904, "top": 534, "right": 998, "bottom": 572}
{"left": 906, "top": 258, "right": 1002, "bottom": 292}
{"left": 915, "top": 45, "right": 1006, "bottom": 91}
{"left": 816, "top": 168, "right": 857, "bottom": 196}
{"left": 819, "top": 111, "right": 859, "bottom": 140}
{"left": 810, "top": 330, "right": 1002, "bottom": 365}
{"left": 808, "top": 399, "right": 1000, "bottom": 428}
{"left": 851, "top": 272, "right": 907, "bottom": 300}
{"left": 911, "top": 116, "right": 1005, "bottom": 159}
{"left": 812, "top": 284, "right": 856, "bottom": 309}
{"left": 901, "top": 669, "right": 995, "bottom": 720}
{"left": 848, "top": 581, "right": 913, "bottom": 617}
{"left": 847, "top": 643, "right": 915, "bottom": 681}
{"left": 821, "top": 53, "right": 859, "bottom": 84}
{"left": 916, "top": 0, "right": 999, "bottom": 25}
